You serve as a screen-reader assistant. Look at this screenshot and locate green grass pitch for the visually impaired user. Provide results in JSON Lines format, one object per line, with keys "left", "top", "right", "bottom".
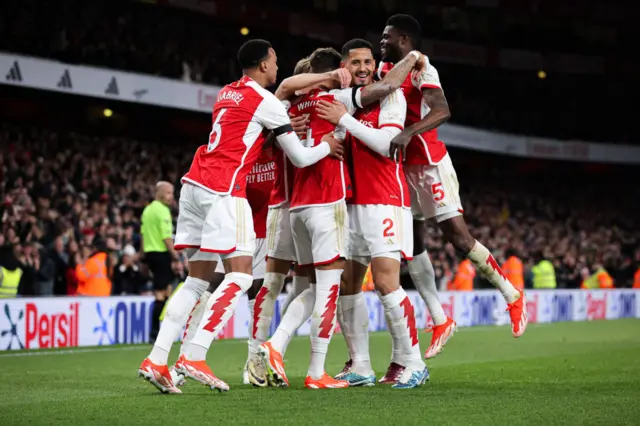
{"left": 1, "top": 320, "right": 639, "bottom": 425}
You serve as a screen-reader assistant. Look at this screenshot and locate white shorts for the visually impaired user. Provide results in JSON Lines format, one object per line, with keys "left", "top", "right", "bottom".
{"left": 404, "top": 153, "right": 463, "bottom": 223}
{"left": 348, "top": 204, "right": 413, "bottom": 263}
{"left": 175, "top": 183, "right": 255, "bottom": 259}
{"left": 266, "top": 204, "right": 296, "bottom": 262}
{"left": 213, "top": 237, "right": 267, "bottom": 279}
{"left": 290, "top": 202, "right": 349, "bottom": 267}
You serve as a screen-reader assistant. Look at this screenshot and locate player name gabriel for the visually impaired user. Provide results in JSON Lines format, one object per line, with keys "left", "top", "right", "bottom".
{"left": 217, "top": 90, "right": 245, "bottom": 105}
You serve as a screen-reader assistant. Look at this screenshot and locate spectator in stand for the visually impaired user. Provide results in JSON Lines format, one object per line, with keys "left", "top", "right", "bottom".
{"left": 502, "top": 248, "right": 524, "bottom": 291}
{"left": 112, "top": 244, "right": 146, "bottom": 295}
{"left": 75, "top": 239, "right": 112, "bottom": 296}
{"left": 0, "top": 123, "right": 637, "bottom": 295}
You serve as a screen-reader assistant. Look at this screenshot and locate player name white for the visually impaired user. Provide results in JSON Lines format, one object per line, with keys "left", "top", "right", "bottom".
{"left": 217, "top": 90, "right": 244, "bottom": 105}
{"left": 295, "top": 99, "right": 320, "bottom": 111}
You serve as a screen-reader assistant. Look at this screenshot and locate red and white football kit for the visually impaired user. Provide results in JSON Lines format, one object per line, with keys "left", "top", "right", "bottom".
{"left": 338, "top": 89, "right": 413, "bottom": 264}
{"left": 289, "top": 87, "right": 361, "bottom": 266}
{"left": 215, "top": 148, "right": 275, "bottom": 276}
{"left": 246, "top": 148, "right": 276, "bottom": 277}
{"left": 265, "top": 100, "right": 298, "bottom": 262}
{"left": 176, "top": 76, "right": 330, "bottom": 259}
{"left": 378, "top": 57, "right": 462, "bottom": 223}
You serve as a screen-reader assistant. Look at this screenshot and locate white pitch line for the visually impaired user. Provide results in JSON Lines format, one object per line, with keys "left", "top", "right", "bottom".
{"left": 0, "top": 345, "right": 148, "bottom": 358}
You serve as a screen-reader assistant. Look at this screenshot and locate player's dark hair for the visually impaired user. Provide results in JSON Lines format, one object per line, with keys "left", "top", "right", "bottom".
{"left": 386, "top": 14, "right": 421, "bottom": 48}
{"left": 308, "top": 47, "right": 342, "bottom": 73}
{"left": 341, "top": 39, "right": 373, "bottom": 57}
{"left": 237, "top": 39, "right": 272, "bottom": 70}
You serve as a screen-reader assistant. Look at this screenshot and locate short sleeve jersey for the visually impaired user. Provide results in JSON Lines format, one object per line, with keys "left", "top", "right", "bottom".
{"left": 246, "top": 147, "right": 276, "bottom": 239}
{"left": 288, "top": 87, "right": 359, "bottom": 210}
{"left": 141, "top": 200, "right": 172, "bottom": 253}
{"left": 182, "top": 76, "right": 291, "bottom": 197}
{"left": 350, "top": 89, "right": 410, "bottom": 207}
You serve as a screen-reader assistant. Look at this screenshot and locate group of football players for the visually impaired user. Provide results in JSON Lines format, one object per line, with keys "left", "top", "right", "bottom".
{"left": 137, "top": 13, "right": 528, "bottom": 394}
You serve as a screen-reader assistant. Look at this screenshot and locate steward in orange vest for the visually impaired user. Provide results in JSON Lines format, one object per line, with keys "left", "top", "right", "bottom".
{"left": 449, "top": 259, "right": 475, "bottom": 291}
{"left": 502, "top": 249, "right": 524, "bottom": 290}
{"left": 76, "top": 247, "right": 112, "bottom": 297}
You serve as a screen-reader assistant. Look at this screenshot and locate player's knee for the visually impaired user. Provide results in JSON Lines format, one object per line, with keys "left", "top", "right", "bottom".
{"left": 372, "top": 269, "right": 399, "bottom": 296}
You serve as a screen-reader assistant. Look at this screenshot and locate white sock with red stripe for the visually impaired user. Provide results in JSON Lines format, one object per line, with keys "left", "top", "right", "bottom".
{"left": 179, "top": 290, "right": 211, "bottom": 356}
{"left": 251, "top": 273, "right": 286, "bottom": 353}
{"left": 247, "top": 299, "right": 256, "bottom": 356}
{"left": 271, "top": 284, "right": 316, "bottom": 355}
{"left": 308, "top": 269, "right": 341, "bottom": 380}
{"left": 408, "top": 251, "right": 447, "bottom": 326}
{"left": 148, "top": 276, "right": 208, "bottom": 365}
{"left": 380, "top": 288, "right": 424, "bottom": 371}
{"left": 281, "top": 275, "right": 310, "bottom": 314}
{"left": 466, "top": 241, "right": 519, "bottom": 303}
{"left": 186, "top": 272, "right": 252, "bottom": 361}
{"left": 338, "top": 292, "right": 373, "bottom": 376}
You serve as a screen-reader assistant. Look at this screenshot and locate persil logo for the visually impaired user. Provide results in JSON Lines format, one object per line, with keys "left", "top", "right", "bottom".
{"left": 586, "top": 294, "right": 606, "bottom": 320}
{"left": 26, "top": 302, "right": 79, "bottom": 349}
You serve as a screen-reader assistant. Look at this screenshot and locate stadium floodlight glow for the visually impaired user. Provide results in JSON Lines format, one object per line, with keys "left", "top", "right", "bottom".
{"left": 240, "top": 27, "right": 250, "bottom": 36}
{"left": 103, "top": 108, "right": 113, "bottom": 117}
{"left": 537, "top": 70, "right": 547, "bottom": 79}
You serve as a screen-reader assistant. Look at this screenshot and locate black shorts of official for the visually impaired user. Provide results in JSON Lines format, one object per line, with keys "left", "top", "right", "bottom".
{"left": 145, "top": 251, "right": 174, "bottom": 291}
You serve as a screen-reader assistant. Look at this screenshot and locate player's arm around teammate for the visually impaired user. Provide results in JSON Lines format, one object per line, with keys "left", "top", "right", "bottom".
{"left": 317, "top": 46, "right": 428, "bottom": 387}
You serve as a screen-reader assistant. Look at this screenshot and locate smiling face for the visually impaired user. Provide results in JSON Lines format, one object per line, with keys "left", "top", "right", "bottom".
{"left": 380, "top": 25, "right": 404, "bottom": 63}
{"left": 342, "top": 47, "right": 375, "bottom": 86}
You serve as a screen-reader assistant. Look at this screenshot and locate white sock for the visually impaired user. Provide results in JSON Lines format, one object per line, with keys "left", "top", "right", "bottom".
{"left": 281, "top": 275, "right": 310, "bottom": 314}
{"left": 247, "top": 299, "right": 256, "bottom": 358}
{"left": 148, "top": 276, "right": 208, "bottom": 365}
{"left": 338, "top": 293, "right": 372, "bottom": 375}
{"left": 381, "top": 298, "right": 402, "bottom": 365}
{"left": 467, "top": 241, "right": 519, "bottom": 303}
{"left": 380, "top": 288, "right": 424, "bottom": 370}
{"left": 308, "top": 269, "right": 341, "bottom": 380}
{"left": 408, "top": 251, "right": 447, "bottom": 326}
{"left": 179, "top": 290, "right": 211, "bottom": 356}
{"left": 274, "top": 284, "right": 315, "bottom": 356}
{"left": 252, "top": 273, "right": 286, "bottom": 353}
{"left": 186, "top": 272, "right": 252, "bottom": 361}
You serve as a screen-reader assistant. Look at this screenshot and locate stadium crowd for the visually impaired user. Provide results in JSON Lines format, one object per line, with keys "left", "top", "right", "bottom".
{"left": 1, "top": 0, "right": 632, "bottom": 143}
{"left": 1, "top": 123, "right": 638, "bottom": 297}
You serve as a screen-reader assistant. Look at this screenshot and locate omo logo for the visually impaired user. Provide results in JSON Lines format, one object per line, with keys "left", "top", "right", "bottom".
{"left": 551, "top": 294, "right": 573, "bottom": 322}
{"left": 471, "top": 294, "right": 498, "bottom": 326}
{"left": 1, "top": 304, "right": 24, "bottom": 350}
{"left": 94, "top": 300, "right": 151, "bottom": 345}
{"left": 611, "top": 293, "right": 636, "bottom": 319}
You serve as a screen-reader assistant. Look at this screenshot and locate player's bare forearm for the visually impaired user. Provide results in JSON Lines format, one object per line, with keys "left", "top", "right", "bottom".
{"left": 359, "top": 53, "right": 418, "bottom": 106}
{"left": 275, "top": 72, "right": 333, "bottom": 100}
{"left": 406, "top": 88, "right": 451, "bottom": 136}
